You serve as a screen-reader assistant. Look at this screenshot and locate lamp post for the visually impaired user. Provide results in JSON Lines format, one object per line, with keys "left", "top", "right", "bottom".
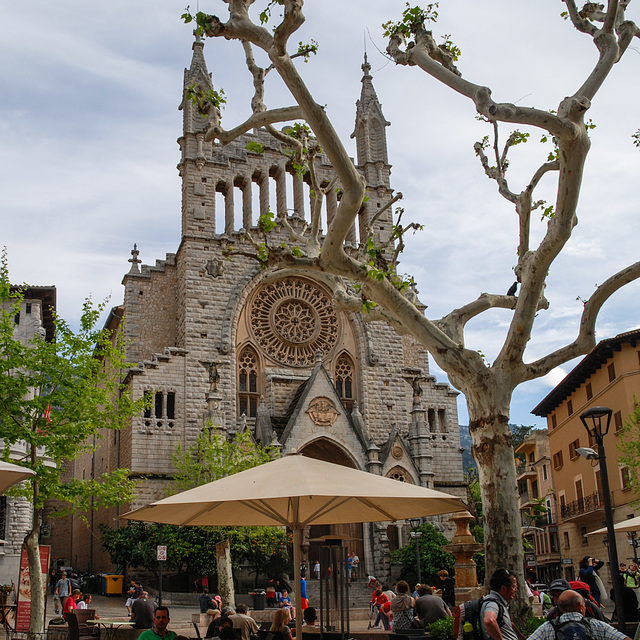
{"left": 579, "top": 406, "right": 626, "bottom": 635}
{"left": 409, "top": 518, "right": 423, "bottom": 584}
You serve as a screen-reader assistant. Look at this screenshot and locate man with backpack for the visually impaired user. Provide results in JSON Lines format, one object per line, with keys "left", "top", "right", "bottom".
{"left": 545, "top": 579, "right": 607, "bottom": 622}
{"left": 527, "top": 590, "right": 631, "bottom": 640}
{"left": 481, "top": 569, "right": 526, "bottom": 640}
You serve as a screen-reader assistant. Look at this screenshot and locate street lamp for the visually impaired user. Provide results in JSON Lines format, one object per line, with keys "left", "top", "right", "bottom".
{"left": 409, "top": 518, "right": 424, "bottom": 584}
{"left": 579, "top": 406, "right": 626, "bottom": 635}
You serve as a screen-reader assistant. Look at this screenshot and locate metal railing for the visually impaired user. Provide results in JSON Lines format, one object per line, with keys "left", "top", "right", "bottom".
{"left": 560, "top": 492, "right": 602, "bottom": 519}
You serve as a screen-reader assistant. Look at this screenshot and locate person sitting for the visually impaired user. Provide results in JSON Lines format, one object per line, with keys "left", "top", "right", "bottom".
{"left": 63, "top": 590, "right": 82, "bottom": 616}
{"left": 138, "top": 606, "right": 177, "bottom": 640}
{"left": 131, "top": 591, "right": 156, "bottom": 630}
{"left": 230, "top": 603, "right": 259, "bottom": 640}
{"left": 278, "top": 589, "right": 296, "bottom": 621}
{"left": 270, "top": 609, "right": 293, "bottom": 640}
{"left": 414, "top": 585, "right": 451, "bottom": 627}
{"left": 389, "top": 580, "right": 415, "bottom": 632}
{"left": 218, "top": 617, "right": 236, "bottom": 640}
{"left": 200, "top": 588, "right": 215, "bottom": 614}
{"left": 205, "top": 610, "right": 221, "bottom": 638}
{"left": 303, "top": 607, "right": 317, "bottom": 627}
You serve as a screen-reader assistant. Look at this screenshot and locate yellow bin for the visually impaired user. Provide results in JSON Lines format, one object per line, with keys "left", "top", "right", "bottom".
{"left": 105, "top": 574, "right": 124, "bottom": 595}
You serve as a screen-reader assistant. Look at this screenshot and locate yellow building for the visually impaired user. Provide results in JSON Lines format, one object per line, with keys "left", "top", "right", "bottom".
{"left": 532, "top": 328, "right": 640, "bottom": 586}
{"left": 515, "top": 431, "right": 561, "bottom": 584}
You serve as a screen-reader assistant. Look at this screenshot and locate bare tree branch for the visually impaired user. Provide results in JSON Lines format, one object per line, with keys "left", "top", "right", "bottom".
{"left": 204, "top": 107, "right": 305, "bottom": 143}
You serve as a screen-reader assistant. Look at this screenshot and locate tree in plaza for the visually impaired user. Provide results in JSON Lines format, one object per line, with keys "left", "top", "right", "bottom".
{"left": 182, "top": 0, "right": 640, "bottom": 617}
{"left": 0, "top": 251, "right": 142, "bottom": 636}
{"left": 390, "top": 523, "right": 455, "bottom": 587}
{"left": 100, "top": 426, "right": 290, "bottom": 589}
{"left": 99, "top": 521, "right": 292, "bottom": 589}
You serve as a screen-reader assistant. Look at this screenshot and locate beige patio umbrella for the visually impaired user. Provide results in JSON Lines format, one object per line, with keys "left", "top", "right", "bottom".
{"left": 588, "top": 514, "right": 640, "bottom": 536}
{"left": 0, "top": 460, "right": 35, "bottom": 494}
{"left": 123, "top": 454, "right": 467, "bottom": 639}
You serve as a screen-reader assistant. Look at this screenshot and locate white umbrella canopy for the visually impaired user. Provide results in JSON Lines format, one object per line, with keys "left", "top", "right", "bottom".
{"left": 0, "top": 460, "right": 35, "bottom": 494}
{"left": 122, "top": 454, "right": 466, "bottom": 527}
{"left": 123, "top": 453, "right": 467, "bottom": 638}
{"left": 588, "top": 515, "right": 640, "bottom": 536}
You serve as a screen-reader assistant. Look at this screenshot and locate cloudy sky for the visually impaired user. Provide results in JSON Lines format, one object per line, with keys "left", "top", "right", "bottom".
{"left": 1, "top": 0, "right": 638, "bottom": 427}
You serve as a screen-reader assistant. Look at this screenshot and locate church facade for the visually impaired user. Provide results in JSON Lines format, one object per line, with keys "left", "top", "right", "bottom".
{"left": 65, "top": 38, "right": 465, "bottom": 578}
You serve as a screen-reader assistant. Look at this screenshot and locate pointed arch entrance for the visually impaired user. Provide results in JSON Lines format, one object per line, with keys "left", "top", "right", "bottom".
{"left": 300, "top": 439, "right": 365, "bottom": 579}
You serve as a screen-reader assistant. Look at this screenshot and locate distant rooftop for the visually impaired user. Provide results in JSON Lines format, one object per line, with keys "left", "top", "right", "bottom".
{"left": 532, "top": 328, "right": 640, "bottom": 417}
{"left": 10, "top": 285, "right": 56, "bottom": 342}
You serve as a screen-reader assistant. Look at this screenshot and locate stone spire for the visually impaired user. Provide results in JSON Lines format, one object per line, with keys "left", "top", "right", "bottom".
{"left": 179, "top": 31, "right": 216, "bottom": 135}
{"left": 351, "top": 53, "right": 391, "bottom": 182}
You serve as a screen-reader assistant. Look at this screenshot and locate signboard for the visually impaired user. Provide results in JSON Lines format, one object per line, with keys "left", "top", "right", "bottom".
{"left": 157, "top": 545, "right": 167, "bottom": 561}
{"left": 15, "top": 545, "right": 50, "bottom": 632}
{"left": 562, "top": 558, "right": 573, "bottom": 565}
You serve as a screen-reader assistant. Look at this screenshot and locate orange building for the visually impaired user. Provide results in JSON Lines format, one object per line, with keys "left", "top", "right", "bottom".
{"left": 533, "top": 329, "right": 640, "bottom": 586}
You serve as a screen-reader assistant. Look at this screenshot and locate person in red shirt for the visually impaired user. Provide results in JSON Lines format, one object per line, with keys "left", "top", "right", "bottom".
{"left": 371, "top": 589, "right": 390, "bottom": 630}
{"left": 63, "top": 590, "right": 82, "bottom": 616}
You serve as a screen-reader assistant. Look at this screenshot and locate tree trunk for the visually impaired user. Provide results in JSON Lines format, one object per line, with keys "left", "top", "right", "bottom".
{"left": 25, "top": 521, "right": 45, "bottom": 638}
{"left": 216, "top": 540, "right": 235, "bottom": 608}
{"left": 469, "top": 397, "right": 530, "bottom": 623}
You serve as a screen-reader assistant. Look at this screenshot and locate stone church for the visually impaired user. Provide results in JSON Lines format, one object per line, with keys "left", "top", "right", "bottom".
{"left": 66, "top": 37, "right": 465, "bottom": 578}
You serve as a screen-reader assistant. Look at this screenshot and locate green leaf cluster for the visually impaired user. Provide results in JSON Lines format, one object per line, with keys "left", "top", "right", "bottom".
{"left": 185, "top": 83, "right": 226, "bottom": 119}
{"left": 0, "top": 249, "right": 142, "bottom": 515}
{"left": 246, "top": 141, "right": 265, "bottom": 154}
{"left": 383, "top": 3, "right": 439, "bottom": 38}
{"left": 426, "top": 617, "right": 455, "bottom": 640}
{"left": 617, "top": 397, "right": 640, "bottom": 497}
{"left": 389, "top": 522, "right": 455, "bottom": 586}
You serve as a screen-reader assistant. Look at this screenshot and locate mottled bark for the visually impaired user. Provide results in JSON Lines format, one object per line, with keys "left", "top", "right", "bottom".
{"left": 216, "top": 540, "right": 235, "bottom": 608}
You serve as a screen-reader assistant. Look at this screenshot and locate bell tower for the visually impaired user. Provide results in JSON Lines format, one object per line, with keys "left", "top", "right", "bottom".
{"left": 351, "top": 54, "right": 394, "bottom": 245}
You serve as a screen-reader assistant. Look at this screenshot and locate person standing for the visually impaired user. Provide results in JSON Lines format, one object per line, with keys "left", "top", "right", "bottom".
{"left": 313, "top": 561, "right": 320, "bottom": 581}
{"left": 481, "top": 569, "right": 526, "bottom": 640}
{"left": 351, "top": 553, "right": 359, "bottom": 581}
{"left": 138, "top": 607, "right": 177, "bottom": 640}
{"left": 438, "top": 570, "right": 456, "bottom": 609}
{"left": 55, "top": 572, "right": 71, "bottom": 611}
{"left": 579, "top": 556, "right": 605, "bottom": 605}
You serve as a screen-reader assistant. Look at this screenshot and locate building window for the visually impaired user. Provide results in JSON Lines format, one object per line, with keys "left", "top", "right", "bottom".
{"left": 25, "top": 303, "right": 32, "bottom": 314}
{"left": 569, "top": 439, "right": 580, "bottom": 460}
{"left": 608, "top": 362, "right": 616, "bottom": 383}
{"left": 238, "top": 346, "right": 260, "bottom": 418}
{"left": 543, "top": 464, "right": 548, "bottom": 481}
{"left": 614, "top": 411, "right": 623, "bottom": 433}
{"left": 567, "top": 399, "right": 573, "bottom": 416}
{"left": 553, "top": 451, "right": 564, "bottom": 469}
{"left": 334, "top": 353, "right": 355, "bottom": 412}
{"left": 563, "top": 531, "right": 570, "bottom": 549}
{"left": 580, "top": 526, "right": 588, "bottom": 545}
{"left": 155, "top": 392, "right": 164, "bottom": 418}
{"left": 621, "top": 466, "right": 631, "bottom": 490}
{"left": 586, "top": 382, "right": 593, "bottom": 401}
{"left": 551, "top": 414, "right": 557, "bottom": 429}
{"left": 143, "top": 391, "right": 152, "bottom": 418}
{"left": 14, "top": 312, "right": 20, "bottom": 324}
{"left": 529, "top": 452, "right": 535, "bottom": 464}
{"left": 143, "top": 390, "right": 176, "bottom": 427}
{"left": 167, "top": 392, "right": 176, "bottom": 420}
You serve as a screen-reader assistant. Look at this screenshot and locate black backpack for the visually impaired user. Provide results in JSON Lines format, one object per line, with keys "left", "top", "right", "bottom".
{"left": 551, "top": 617, "right": 594, "bottom": 640}
{"left": 454, "top": 596, "right": 505, "bottom": 640}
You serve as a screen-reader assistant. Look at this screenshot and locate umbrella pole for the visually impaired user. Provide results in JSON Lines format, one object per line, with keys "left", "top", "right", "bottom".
{"left": 293, "top": 527, "right": 303, "bottom": 640}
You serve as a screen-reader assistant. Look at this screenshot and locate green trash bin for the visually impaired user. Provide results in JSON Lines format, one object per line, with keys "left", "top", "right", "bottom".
{"left": 104, "top": 574, "right": 124, "bottom": 596}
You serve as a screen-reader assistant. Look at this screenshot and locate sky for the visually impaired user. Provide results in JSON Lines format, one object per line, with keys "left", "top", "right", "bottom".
{"left": 1, "top": 0, "right": 638, "bottom": 428}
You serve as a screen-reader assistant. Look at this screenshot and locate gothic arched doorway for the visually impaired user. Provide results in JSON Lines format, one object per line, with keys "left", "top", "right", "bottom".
{"left": 300, "top": 439, "right": 365, "bottom": 579}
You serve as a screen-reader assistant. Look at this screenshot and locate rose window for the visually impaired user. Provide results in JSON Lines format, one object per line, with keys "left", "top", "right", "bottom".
{"left": 250, "top": 277, "right": 338, "bottom": 366}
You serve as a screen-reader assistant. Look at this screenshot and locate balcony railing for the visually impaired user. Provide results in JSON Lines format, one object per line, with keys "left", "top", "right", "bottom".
{"left": 517, "top": 462, "right": 537, "bottom": 477}
{"left": 560, "top": 492, "right": 602, "bottom": 519}
{"left": 520, "top": 511, "right": 557, "bottom": 528}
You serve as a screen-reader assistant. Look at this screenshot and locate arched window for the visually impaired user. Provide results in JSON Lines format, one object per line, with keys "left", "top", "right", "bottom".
{"left": 238, "top": 346, "right": 260, "bottom": 418}
{"left": 335, "top": 353, "right": 355, "bottom": 411}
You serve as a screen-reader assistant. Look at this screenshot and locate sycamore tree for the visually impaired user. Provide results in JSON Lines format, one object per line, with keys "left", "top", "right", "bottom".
{"left": 181, "top": 0, "right": 640, "bottom": 618}
{"left": 0, "top": 252, "right": 142, "bottom": 636}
